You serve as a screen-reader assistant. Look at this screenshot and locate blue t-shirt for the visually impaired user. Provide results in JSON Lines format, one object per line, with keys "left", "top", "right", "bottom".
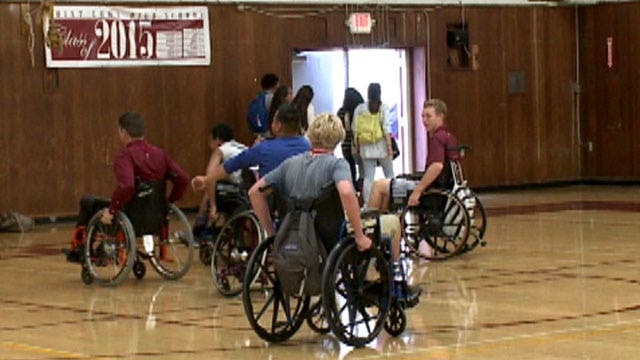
{"left": 223, "top": 136, "right": 311, "bottom": 177}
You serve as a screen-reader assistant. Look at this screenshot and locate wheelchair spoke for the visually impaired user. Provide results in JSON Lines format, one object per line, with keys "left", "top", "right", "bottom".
{"left": 347, "top": 302, "right": 357, "bottom": 335}
{"left": 256, "top": 260, "right": 277, "bottom": 285}
{"left": 358, "top": 304, "right": 373, "bottom": 335}
{"left": 253, "top": 290, "right": 275, "bottom": 322}
{"left": 280, "top": 292, "right": 293, "bottom": 324}
{"left": 334, "top": 270, "right": 351, "bottom": 299}
{"left": 270, "top": 293, "right": 281, "bottom": 333}
{"left": 354, "top": 260, "right": 367, "bottom": 280}
{"left": 335, "top": 301, "right": 349, "bottom": 324}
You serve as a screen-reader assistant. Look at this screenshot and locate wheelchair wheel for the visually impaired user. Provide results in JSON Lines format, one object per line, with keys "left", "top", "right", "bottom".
{"left": 201, "top": 197, "right": 249, "bottom": 266}
{"left": 403, "top": 189, "right": 470, "bottom": 260}
{"left": 453, "top": 187, "right": 487, "bottom": 254}
{"left": 147, "top": 204, "right": 194, "bottom": 280}
{"left": 471, "top": 194, "right": 487, "bottom": 247}
{"left": 322, "top": 240, "right": 392, "bottom": 348}
{"left": 306, "top": 299, "right": 330, "bottom": 334}
{"left": 83, "top": 210, "right": 136, "bottom": 287}
{"left": 384, "top": 301, "right": 406, "bottom": 337}
{"left": 211, "top": 210, "right": 263, "bottom": 297}
{"left": 242, "top": 236, "right": 310, "bottom": 343}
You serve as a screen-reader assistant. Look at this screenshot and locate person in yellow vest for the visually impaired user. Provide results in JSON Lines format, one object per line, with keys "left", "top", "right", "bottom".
{"left": 352, "top": 83, "right": 395, "bottom": 204}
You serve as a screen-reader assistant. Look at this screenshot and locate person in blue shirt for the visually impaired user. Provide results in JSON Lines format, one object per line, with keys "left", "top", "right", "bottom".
{"left": 191, "top": 103, "right": 310, "bottom": 192}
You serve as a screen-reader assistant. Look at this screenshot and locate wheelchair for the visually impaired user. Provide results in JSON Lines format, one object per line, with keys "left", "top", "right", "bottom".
{"left": 241, "top": 189, "right": 417, "bottom": 348}
{"left": 210, "top": 185, "right": 286, "bottom": 297}
{"left": 197, "top": 167, "right": 257, "bottom": 265}
{"left": 210, "top": 209, "right": 263, "bottom": 297}
{"left": 80, "top": 180, "right": 194, "bottom": 286}
{"left": 391, "top": 145, "right": 486, "bottom": 260}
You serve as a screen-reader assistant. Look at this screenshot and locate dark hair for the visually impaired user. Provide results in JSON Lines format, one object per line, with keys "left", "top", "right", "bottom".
{"left": 340, "top": 87, "right": 365, "bottom": 122}
{"left": 275, "top": 103, "right": 302, "bottom": 134}
{"left": 118, "top": 112, "right": 145, "bottom": 137}
{"left": 261, "top": 73, "right": 279, "bottom": 90}
{"left": 210, "top": 124, "right": 234, "bottom": 142}
{"left": 292, "top": 85, "right": 314, "bottom": 132}
{"left": 268, "top": 85, "right": 291, "bottom": 131}
{"left": 367, "top": 83, "right": 382, "bottom": 114}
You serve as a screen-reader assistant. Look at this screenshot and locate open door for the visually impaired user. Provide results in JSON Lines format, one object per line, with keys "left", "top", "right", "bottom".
{"left": 292, "top": 48, "right": 412, "bottom": 175}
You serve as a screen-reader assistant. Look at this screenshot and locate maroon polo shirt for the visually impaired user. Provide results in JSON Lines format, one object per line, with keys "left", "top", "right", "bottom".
{"left": 109, "top": 139, "right": 189, "bottom": 214}
{"left": 426, "top": 125, "right": 459, "bottom": 169}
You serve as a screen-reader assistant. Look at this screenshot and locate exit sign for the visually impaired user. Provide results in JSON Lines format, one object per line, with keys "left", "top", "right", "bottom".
{"left": 348, "top": 13, "right": 374, "bottom": 34}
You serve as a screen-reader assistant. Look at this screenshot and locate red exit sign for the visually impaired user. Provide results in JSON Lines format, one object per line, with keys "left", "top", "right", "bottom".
{"left": 348, "top": 12, "right": 374, "bottom": 34}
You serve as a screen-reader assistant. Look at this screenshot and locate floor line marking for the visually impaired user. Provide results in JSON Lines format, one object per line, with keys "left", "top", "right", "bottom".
{"left": 1, "top": 340, "right": 87, "bottom": 358}
{"left": 350, "top": 317, "right": 640, "bottom": 359}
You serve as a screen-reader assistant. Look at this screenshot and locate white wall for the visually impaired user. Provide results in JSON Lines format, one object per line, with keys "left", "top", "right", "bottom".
{"left": 292, "top": 51, "right": 345, "bottom": 115}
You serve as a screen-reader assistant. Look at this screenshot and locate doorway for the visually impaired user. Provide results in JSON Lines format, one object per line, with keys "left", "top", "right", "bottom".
{"left": 292, "top": 48, "right": 412, "bottom": 176}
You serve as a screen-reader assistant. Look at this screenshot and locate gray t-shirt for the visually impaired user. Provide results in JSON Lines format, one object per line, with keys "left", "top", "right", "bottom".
{"left": 263, "top": 152, "right": 351, "bottom": 249}
{"left": 262, "top": 152, "right": 351, "bottom": 200}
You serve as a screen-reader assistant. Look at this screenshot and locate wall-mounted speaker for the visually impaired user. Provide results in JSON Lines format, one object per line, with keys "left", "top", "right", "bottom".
{"left": 446, "top": 27, "right": 469, "bottom": 48}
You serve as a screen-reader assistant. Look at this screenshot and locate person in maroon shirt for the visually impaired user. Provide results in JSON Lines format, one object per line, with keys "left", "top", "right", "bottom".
{"left": 63, "top": 112, "right": 189, "bottom": 263}
{"left": 366, "top": 98, "right": 458, "bottom": 211}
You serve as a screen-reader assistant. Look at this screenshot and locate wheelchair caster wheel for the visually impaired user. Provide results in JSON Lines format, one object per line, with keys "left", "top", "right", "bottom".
{"left": 199, "top": 244, "right": 212, "bottom": 265}
{"left": 306, "top": 300, "right": 330, "bottom": 334}
{"left": 384, "top": 302, "right": 406, "bottom": 337}
{"left": 133, "top": 261, "right": 146, "bottom": 279}
{"left": 81, "top": 266, "right": 93, "bottom": 285}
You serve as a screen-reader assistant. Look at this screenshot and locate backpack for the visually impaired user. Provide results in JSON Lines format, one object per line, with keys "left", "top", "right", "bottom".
{"left": 0, "top": 211, "right": 35, "bottom": 232}
{"left": 247, "top": 91, "right": 268, "bottom": 134}
{"left": 273, "top": 199, "right": 327, "bottom": 297}
{"left": 353, "top": 112, "right": 383, "bottom": 144}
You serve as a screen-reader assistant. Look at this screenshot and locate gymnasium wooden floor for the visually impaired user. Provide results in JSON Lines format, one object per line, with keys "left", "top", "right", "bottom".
{"left": 2, "top": 185, "right": 640, "bottom": 359}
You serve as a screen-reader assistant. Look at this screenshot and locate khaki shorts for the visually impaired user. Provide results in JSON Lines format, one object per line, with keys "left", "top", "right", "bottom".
{"left": 391, "top": 178, "right": 418, "bottom": 199}
{"left": 379, "top": 213, "right": 400, "bottom": 241}
{"left": 365, "top": 214, "right": 400, "bottom": 281}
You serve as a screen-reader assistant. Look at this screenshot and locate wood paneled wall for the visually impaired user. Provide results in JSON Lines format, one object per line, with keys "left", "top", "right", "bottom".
{"left": 579, "top": 3, "right": 640, "bottom": 180}
{"left": 0, "top": 2, "right": 626, "bottom": 217}
{"left": 424, "top": 7, "right": 579, "bottom": 188}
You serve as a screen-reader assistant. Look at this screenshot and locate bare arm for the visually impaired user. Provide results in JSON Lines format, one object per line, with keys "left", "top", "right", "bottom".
{"left": 337, "top": 180, "right": 371, "bottom": 251}
{"left": 248, "top": 179, "right": 275, "bottom": 237}
{"left": 385, "top": 132, "right": 393, "bottom": 157}
{"left": 191, "top": 158, "right": 231, "bottom": 191}
{"left": 205, "top": 149, "right": 225, "bottom": 220}
{"left": 408, "top": 162, "right": 444, "bottom": 206}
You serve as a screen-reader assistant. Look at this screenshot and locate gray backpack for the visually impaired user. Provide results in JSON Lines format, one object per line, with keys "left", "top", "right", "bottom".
{"left": 273, "top": 199, "right": 327, "bottom": 297}
{"left": 0, "top": 211, "right": 35, "bottom": 233}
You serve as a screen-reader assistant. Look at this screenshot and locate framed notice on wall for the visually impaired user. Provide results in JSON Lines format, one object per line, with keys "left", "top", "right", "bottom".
{"left": 44, "top": 6, "right": 211, "bottom": 68}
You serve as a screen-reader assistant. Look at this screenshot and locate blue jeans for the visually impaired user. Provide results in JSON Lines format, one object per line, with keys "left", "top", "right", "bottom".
{"left": 361, "top": 156, "right": 394, "bottom": 204}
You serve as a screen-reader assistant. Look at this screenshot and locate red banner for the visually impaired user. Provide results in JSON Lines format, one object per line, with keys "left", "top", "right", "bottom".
{"left": 44, "top": 6, "right": 210, "bottom": 68}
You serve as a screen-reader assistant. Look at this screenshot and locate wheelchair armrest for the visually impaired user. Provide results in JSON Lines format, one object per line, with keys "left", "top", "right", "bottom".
{"left": 396, "top": 172, "right": 424, "bottom": 181}
{"left": 359, "top": 207, "right": 380, "bottom": 219}
{"left": 216, "top": 182, "right": 241, "bottom": 194}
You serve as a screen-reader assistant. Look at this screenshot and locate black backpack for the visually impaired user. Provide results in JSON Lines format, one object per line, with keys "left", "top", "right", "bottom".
{"left": 273, "top": 198, "right": 327, "bottom": 297}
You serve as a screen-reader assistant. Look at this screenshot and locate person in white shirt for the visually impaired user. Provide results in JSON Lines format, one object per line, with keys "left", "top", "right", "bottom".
{"left": 197, "top": 124, "right": 247, "bottom": 228}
